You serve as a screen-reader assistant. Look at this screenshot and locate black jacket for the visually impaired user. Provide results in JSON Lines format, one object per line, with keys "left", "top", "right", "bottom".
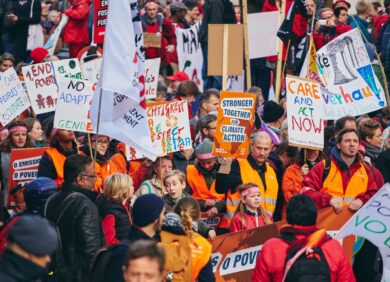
{"left": 45, "top": 182, "right": 105, "bottom": 282}
{"left": 0, "top": 249, "right": 48, "bottom": 282}
{"left": 376, "top": 149, "right": 390, "bottom": 183}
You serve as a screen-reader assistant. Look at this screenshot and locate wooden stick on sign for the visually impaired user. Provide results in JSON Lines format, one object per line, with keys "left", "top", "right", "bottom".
{"left": 275, "top": 0, "right": 287, "bottom": 102}
{"left": 222, "top": 24, "right": 229, "bottom": 90}
{"left": 242, "top": 0, "right": 251, "bottom": 90}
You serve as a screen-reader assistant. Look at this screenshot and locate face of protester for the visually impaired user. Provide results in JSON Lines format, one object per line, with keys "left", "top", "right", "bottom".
{"left": 77, "top": 163, "right": 97, "bottom": 190}
{"left": 94, "top": 136, "right": 110, "bottom": 156}
{"left": 337, "top": 132, "right": 359, "bottom": 159}
{"left": 187, "top": 6, "right": 199, "bottom": 21}
{"left": 199, "top": 158, "right": 217, "bottom": 172}
{"left": 344, "top": 120, "right": 357, "bottom": 131}
{"left": 123, "top": 257, "right": 164, "bottom": 282}
{"left": 11, "top": 132, "right": 27, "bottom": 148}
{"left": 205, "top": 95, "right": 219, "bottom": 113}
{"left": 28, "top": 121, "right": 44, "bottom": 142}
{"left": 337, "top": 9, "right": 348, "bottom": 24}
{"left": 57, "top": 129, "right": 75, "bottom": 142}
{"left": 176, "top": 9, "right": 187, "bottom": 21}
{"left": 50, "top": 12, "right": 60, "bottom": 25}
{"left": 155, "top": 159, "right": 173, "bottom": 179}
{"left": 202, "top": 121, "right": 216, "bottom": 140}
{"left": 165, "top": 176, "right": 185, "bottom": 199}
{"left": 250, "top": 136, "right": 273, "bottom": 165}
{"left": 0, "top": 59, "right": 14, "bottom": 72}
{"left": 243, "top": 192, "right": 261, "bottom": 211}
{"left": 41, "top": 2, "right": 49, "bottom": 17}
{"left": 146, "top": 6, "right": 158, "bottom": 19}
{"left": 366, "top": 128, "right": 383, "bottom": 149}
{"left": 307, "top": 149, "right": 320, "bottom": 162}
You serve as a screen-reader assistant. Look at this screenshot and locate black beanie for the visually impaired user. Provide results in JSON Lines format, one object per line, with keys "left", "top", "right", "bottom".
{"left": 132, "top": 194, "right": 165, "bottom": 227}
{"left": 262, "top": 101, "right": 285, "bottom": 123}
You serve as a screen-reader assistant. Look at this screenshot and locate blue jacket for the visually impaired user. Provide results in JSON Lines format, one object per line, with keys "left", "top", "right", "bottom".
{"left": 349, "top": 15, "right": 372, "bottom": 43}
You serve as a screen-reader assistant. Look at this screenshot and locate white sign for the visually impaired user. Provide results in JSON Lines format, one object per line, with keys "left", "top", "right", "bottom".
{"left": 52, "top": 59, "right": 83, "bottom": 80}
{"left": 54, "top": 78, "right": 94, "bottom": 133}
{"left": 226, "top": 72, "right": 245, "bottom": 92}
{"left": 80, "top": 57, "right": 102, "bottom": 84}
{"left": 145, "top": 58, "right": 160, "bottom": 100}
{"left": 44, "top": 15, "right": 68, "bottom": 55}
{"left": 0, "top": 68, "right": 30, "bottom": 126}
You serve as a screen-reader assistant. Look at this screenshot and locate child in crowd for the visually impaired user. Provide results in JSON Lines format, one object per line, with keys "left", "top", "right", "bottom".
{"left": 230, "top": 183, "right": 273, "bottom": 232}
{"left": 163, "top": 170, "right": 189, "bottom": 212}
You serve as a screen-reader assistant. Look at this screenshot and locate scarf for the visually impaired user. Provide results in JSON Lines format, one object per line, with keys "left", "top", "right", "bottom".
{"left": 364, "top": 142, "right": 382, "bottom": 162}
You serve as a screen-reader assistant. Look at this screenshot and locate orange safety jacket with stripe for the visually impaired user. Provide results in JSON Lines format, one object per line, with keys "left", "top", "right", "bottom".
{"left": 45, "top": 147, "right": 68, "bottom": 187}
{"left": 186, "top": 165, "right": 224, "bottom": 201}
{"left": 321, "top": 159, "right": 368, "bottom": 205}
{"left": 190, "top": 233, "right": 212, "bottom": 281}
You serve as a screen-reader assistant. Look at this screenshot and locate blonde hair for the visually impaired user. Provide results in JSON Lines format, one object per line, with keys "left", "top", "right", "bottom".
{"left": 163, "top": 170, "right": 186, "bottom": 186}
{"left": 104, "top": 173, "right": 134, "bottom": 204}
{"left": 173, "top": 197, "right": 200, "bottom": 238}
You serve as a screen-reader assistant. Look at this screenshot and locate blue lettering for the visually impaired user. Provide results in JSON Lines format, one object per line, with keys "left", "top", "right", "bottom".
{"left": 222, "top": 258, "right": 230, "bottom": 270}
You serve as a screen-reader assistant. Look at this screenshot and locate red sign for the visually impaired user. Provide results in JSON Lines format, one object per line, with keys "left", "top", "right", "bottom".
{"left": 93, "top": 0, "right": 108, "bottom": 44}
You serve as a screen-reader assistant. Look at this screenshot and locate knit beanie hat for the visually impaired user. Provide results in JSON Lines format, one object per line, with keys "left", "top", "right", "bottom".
{"left": 24, "top": 177, "right": 58, "bottom": 214}
{"left": 195, "top": 138, "right": 216, "bottom": 160}
{"left": 132, "top": 194, "right": 165, "bottom": 227}
{"left": 261, "top": 101, "right": 285, "bottom": 123}
{"left": 30, "top": 47, "right": 49, "bottom": 64}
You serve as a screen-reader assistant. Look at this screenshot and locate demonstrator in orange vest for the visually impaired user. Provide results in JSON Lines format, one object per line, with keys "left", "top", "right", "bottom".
{"left": 37, "top": 117, "right": 78, "bottom": 187}
{"left": 216, "top": 131, "right": 279, "bottom": 223}
{"left": 301, "top": 128, "right": 378, "bottom": 213}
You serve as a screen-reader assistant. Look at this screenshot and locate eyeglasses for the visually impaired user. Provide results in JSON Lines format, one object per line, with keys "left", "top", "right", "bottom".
{"left": 96, "top": 140, "right": 109, "bottom": 145}
{"left": 80, "top": 174, "right": 97, "bottom": 179}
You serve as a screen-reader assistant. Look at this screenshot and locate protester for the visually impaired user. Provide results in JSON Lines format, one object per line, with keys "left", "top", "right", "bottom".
{"left": 324, "top": 115, "right": 357, "bottom": 156}
{"left": 230, "top": 183, "right": 272, "bottom": 232}
{"left": 0, "top": 53, "right": 15, "bottom": 72}
{"left": 45, "top": 154, "right": 105, "bottom": 281}
{"left": 359, "top": 120, "right": 384, "bottom": 164}
{"left": 349, "top": 0, "right": 374, "bottom": 43}
{"left": 259, "top": 101, "right": 285, "bottom": 145}
{"left": 163, "top": 170, "right": 188, "bottom": 211}
{"left": 23, "top": 117, "right": 46, "bottom": 147}
{"left": 96, "top": 173, "right": 133, "bottom": 246}
{"left": 184, "top": 0, "right": 200, "bottom": 26}
{"left": 194, "top": 113, "right": 217, "bottom": 147}
{"left": 166, "top": 71, "right": 189, "bottom": 95}
{"left": 252, "top": 194, "right": 355, "bottom": 281}
{"left": 172, "top": 147, "right": 196, "bottom": 173}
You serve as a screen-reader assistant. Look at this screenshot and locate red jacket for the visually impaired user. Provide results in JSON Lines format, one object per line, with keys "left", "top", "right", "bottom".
{"left": 301, "top": 149, "right": 378, "bottom": 209}
{"left": 252, "top": 226, "right": 355, "bottom": 282}
{"left": 161, "top": 18, "right": 179, "bottom": 66}
{"left": 312, "top": 24, "right": 352, "bottom": 50}
{"left": 230, "top": 209, "right": 272, "bottom": 232}
{"left": 63, "top": 0, "right": 91, "bottom": 44}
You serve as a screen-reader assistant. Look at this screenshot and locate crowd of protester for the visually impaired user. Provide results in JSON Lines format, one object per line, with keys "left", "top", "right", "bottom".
{"left": 0, "top": 0, "right": 389, "bottom": 281}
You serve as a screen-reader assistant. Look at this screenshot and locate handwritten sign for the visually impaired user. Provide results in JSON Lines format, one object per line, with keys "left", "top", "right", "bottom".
{"left": 94, "top": 0, "right": 108, "bottom": 44}
{"left": 0, "top": 68, "right": 30, "bottom": 126}
{"left": 22, "top": 62, "right": 58, "bottom": 114}
{"left": 145, "top": 58, "right": 160, "bottom": 100}
{"left": 53, "top": 59, "right": 83, "bottom": 80}
{"left": 146, "top": 100, "right": 192, "bottom": 156}
{"left": 144, "top": 32, "right": 161, "bottom": 48}
{"left": 286, "top": 75, "right": 324, "bottom": 150}
{"left": 212, "top": 91, "right": 256, "bottom": 158}
{"left": 80, "top": 57, "right": 102, "bottom": 84}
{"left": 54, "top": 78, "right": 94, "bottom": 133}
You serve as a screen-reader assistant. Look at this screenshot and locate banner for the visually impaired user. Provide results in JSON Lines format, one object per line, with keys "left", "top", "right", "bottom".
{"left": 54, "top": 78, "right": 94, "bottom": 133}
{"left": 93, "top": 0, "right": 108, "bottom": 44}
{"left": 286, "top": 75, "right": 324, "bottom": 150}
{"left": 145, "top": 58, "right": 160, "bottom": 100}
{"left": 44, "top": 15, "right": 68, "bottom": 55}
{"left": 176, "top": 22, "right": 203, "bottom": 91}
{"left": 316, "top": 28, "right": 387, "bottom": 119}
{"left": 8, "top": 148, "right": 47, "bottom": 189}
{"left": 212, "top": 91, "right": 256, "bottom": 158}
{"left": 0, "top": 68, "right": 30, "bottom": 126}
{"left": 212, "top": 207, "right": 354, "bottom": 281}
{"left": 146, "top": 100, "right": 192, "bottom": 156}
{"left": 52, "top": 59, "right": 83, "bottom": 80}
{"left": 22, "top": 62, "right": 58, "bottom": 114}
{"left": 337, "top": 184, "right": 390, "bottom": 281}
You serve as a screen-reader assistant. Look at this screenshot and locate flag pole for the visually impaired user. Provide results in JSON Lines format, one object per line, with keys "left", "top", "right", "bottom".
{"left": 242, "top": 0, "right": 251, "bottom": 90}
{"left": 93, "top": 87, "right": 103, "bottom": 165}
{"left": 275, "top": 0, "right": 287, "bottom": 103}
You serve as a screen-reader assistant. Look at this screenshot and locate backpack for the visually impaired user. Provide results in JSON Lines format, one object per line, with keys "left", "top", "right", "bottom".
{"left": 281, "top": 231, "right": 331, "bottom": 282}
{"left": 158, "top": 230, "right": 193, "bottom": 282}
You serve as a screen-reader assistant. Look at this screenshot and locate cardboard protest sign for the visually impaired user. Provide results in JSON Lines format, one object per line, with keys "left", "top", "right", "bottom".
{"left": 145, "top": 58, "right": 160, "bottom": 100}
{"left": 200, "top": 213, "right": 224, "bottom": 228}
{"left": 54, "top": 78, "right": 94, "bottom": 133}
{"left": 144, "top": 32, "right": 161, "bottom": 48}
{"left": 176, "top": 22, "right": 203, "bottom": 90}
{"left": 316, "top": 28, "right": 387, "bottom": 119}
{"left": 52, "top": 59, "right": 83, "bottom": 80}
{"left": 22, "top": 62, "right": 58, "bottom": 114}
{"left": 286, "top": 75, "right": 324, "bottom": 150}
{"left": 8, "top": 148, "right": 47, "bottom": 189}
{"left": 212, "top": 91, "right": 256, "bottom": 158}
{"left": 0, "top": 68, "right": 30, "bottom": 126}
{"left": 44, "top": 15, "right": 68, "bottom": 55}
{"left": 248, "top": 12, "right": 279, "bottom": 59}
{"left": 146, "top": 100, "right": 192, "bottom": 156}
{"left": 93, "top": 0, "right": 108, "bottom": 44}
{"left": 337, "top": 184, "right": 390, "bottom": 281}
{"left": 212, "top": 207, "right": 354, "bottom": 281}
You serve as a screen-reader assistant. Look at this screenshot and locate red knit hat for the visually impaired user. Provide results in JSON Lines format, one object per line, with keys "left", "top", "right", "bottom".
{"left": 31, "top": 47, "right": 49, "bottom": 63}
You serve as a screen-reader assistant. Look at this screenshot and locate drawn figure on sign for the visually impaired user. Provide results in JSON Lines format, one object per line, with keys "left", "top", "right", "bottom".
{"left": 46, "top": 96, "right": 55, "bottom": 108}
{"left": 36, "top": 94, "right": 45, "bottom": 109}
{"left": 130, "top": 147, "right": 137, "bottom": 160}
{"left": 326, "top": 36, "right": 359, "bottom": 85}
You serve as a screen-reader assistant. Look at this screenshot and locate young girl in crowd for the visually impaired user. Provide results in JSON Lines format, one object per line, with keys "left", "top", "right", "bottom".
{"left": 230, "top": 183, "right": 272, "bottom": 232}
{"left": 163, "top": 170, "right": 189, "bottom": 212}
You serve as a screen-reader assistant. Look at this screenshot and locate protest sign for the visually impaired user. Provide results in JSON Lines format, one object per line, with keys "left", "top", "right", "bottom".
{"left": 145, "top": 58, "right": 160, "bottom": 100}
{"left": 286, "top": 75, "right": 324, "bottom": 150}
{"left": 226, "top": 73, "right": 245, "bottom": 92}
{"left": 54, "top": 78, "right": 94, "bottom": 133}
{"left": 53, "top": 59, "right": 83, "bottom": 80}
{"left": 337, "top": 184, "right": 390, "bottom": 281}
{"left": 44, "top": 15, "right": 68, "bottom": 55}
{"left": 146, "top": 100, "right": 192, "bottom": 156}
{"left": 93, "top": 0, "right": 108, "bottom": 44}
{"left": 80, "top": 57, "right": 102, "bottom": 84}
{"left": 247, "top": 12, "right": 279, "bottom": 59}
{"left": 125, "top": 145, "right": 149, "bottom": 161}
{"left": 0, "top": 68, "right": 30, "bottom": 126}
{"left": 144, "top": 32, "right": 161, "bottom": 48}
{"left": 212, "top": 91, "right": 256, "bottom": 158}
{"left": 22, "top": 62, "right": 58, "bottom": 114}
{"left": 176, "top": 22, "right": 203, "bottom": 91}
{"left": 316, "top": 28, "right": 387, "bottom": 119}
{"left": 212, "top": 207, "right": 354, "bottom": 281}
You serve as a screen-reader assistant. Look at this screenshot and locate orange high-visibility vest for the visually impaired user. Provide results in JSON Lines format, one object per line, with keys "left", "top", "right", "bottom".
{"left": 45, "top": 147, "right": 67, "bottom": 187}
{"left": 237, "top": 159, "right": 279, "bottom": 217}
{"left": 186, "top": 165, "right": 224, "bottom": 201}
{"left": 321, "top": 160, "right": 368, "bottom": 205}
{"left": 94, "top": 159, "right": 121, "bottom": 193}
{"left": 190, "top": 233, "right": 212, "bottom": 281}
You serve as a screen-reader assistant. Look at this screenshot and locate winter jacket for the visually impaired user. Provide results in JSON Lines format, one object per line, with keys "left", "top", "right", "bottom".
{"left": 312, "top": 23, "right": 352, "bottom": 50}
{"left": 282, "top": 163, "right": 303, "bottom": 202}
{"left": 230, "top": 209, "right": 272, "bottom": 232}
{"left": 301, "top": 148, "right": 378, "bottom": 209}
{"left": 45, "top": 182, "right": 105, "bottom": 281}
{"left": 63, "top": 0, "right": 91, "bottom": 44}
{"left": 376, "top": 149, "right": 390, "bottom": 183}
{"left": 173, "top": 150, "right": 196, "bottom": 173}
{"left": 252, "top": 225, "right": 355, "bottom": 282}
{"left": 349, "top": 15, "right": 372, "bottom": 43}
{"left": 96, "top": 195, "right": 131, "bottom": 246}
